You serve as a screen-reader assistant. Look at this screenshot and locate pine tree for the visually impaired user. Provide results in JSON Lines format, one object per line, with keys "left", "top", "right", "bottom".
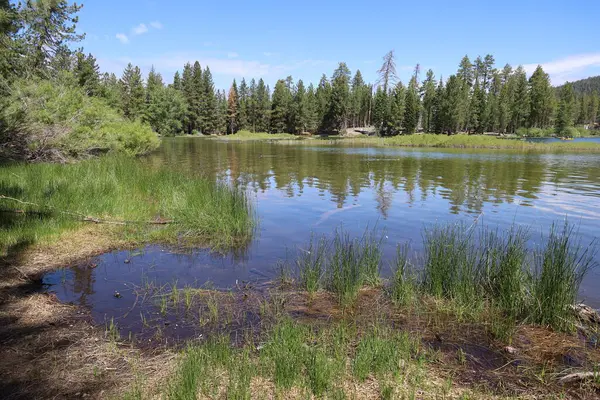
{"left": 497, "top": 64, "right": 513, "bottom": 133}
{"left": 528, "top": 66, "right": 554, "bottom": 128}
{"left": 181, "top": 63, "right": 195, "bottom": 133}
{"left": 19, "top": 0, "right": 84, "bottom": 72}
{"left": 255, "top": 78, "right": 270, "bottom": 132}
{"left": 200, "top": 67, "right": 217, "bottom": 134}
{"left": 227, "top": 80, "right": 238, "bottom": 134}
{"left": 403, "top": 76, "right": 420, "bottom": 134}
{"left": 74, "top": 52, "right": 99, "bottom": 96}
{"left": 215, "top": 89, "right": 228, "bottom": 134}
{"left": 376, "top": 50, "right": 398, "bottom": 94}
{"left": 315, "top": 74, "right": 331, "bottom": 131}
{"left": 99, "top": 72, "right": 120, "bottom": 109}
{"left": 238, "top": 78, "right": 249, "bottom": 131}
{"left": 350, "top": 70, "right": 365, "bottom": 127}
{"left": 389, "top": 82, "right": 405, "bottom": 133}
{"left": 431, "top": 77, "right": 445, "bottom": 133}
{"left": 373, "top": 86, "right": 390, "bottom": 135}
{"left": 247, "top": 78, "right": 257, "bottom": 132}
{"left": 190, "top": 62, "right": 203, "bottom": 132}
{"left": 556, "top": 82, "right": 576, "bottom": 134}
{"left": 443, "top": 75, "right": 467, "bottom": 134}
{"left": 119, "top": 63, "right": 145, "bottom": 120}
{"left": 421, "top": 69, "right": 437, "bottom": 132}
{"left": 305, "top": 83, "right": 318, "bottom": 133}
{"left": 509, "top": 66, "right": 529, "bottom": 133}
{"left": 293, "top": 79, "right": 308, "bottom": 133}
{"left": 324, "top": 62, "right": 351, "bottom": 132}
{"left": 172, "top": 71, "right": 182, "bottom": 91}
{"left": 270, "top": 79, "right": 290, "bottom": 133}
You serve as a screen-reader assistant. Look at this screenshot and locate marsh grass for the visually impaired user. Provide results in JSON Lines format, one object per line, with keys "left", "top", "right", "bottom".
{"left": 390, "top": 243, "right": 416, "bottom": 306}
{"left": 318, "top": 134, "right": 600, "bottom": 152}
{"left": 296, "top": 234, "right": 328, "bottom": 294}
{"left": 0, "top": 156, "right": 253, "bottom": 256}
{"left": 215, "top": 130, "right": 302, "bottom": 141}
{"left": 530, "top": 222, "right": 596, "bottom": 330}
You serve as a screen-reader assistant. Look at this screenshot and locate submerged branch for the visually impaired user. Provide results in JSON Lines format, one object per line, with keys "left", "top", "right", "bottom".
{"left": 0, "top": 195, "right": 174, "bottom": 226}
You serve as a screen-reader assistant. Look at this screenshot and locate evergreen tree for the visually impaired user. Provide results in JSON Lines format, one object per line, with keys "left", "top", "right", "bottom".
{"left": 18, "top": 0, "right": 84, "bottom": 72}
{"left": 324, "top": 62, "right": 351, "bottom": 132}
{"left": 270, "top": 79, "right": 290, "bottom": 133}
{"left": 421, "top": 69, "right": 437, "bottom": 132}
{"left": 181, "top": 63, "right": 195, "bottom": 133}
{"left": 443, "top": 75, "right": 467, "bottom": 134}
{"left": 497, "top": 64, "right": 513, "bottom": 133}
{"left": 215, "top": 89, "right": 228, "bottom": 134}
{"left": 237, "top": 78, "right": 248, "bottom": 130}
{"left": 99, "top": 72, "right": 120, "bottom": 109}
{"left": 350, "top": 70, "right": 365, "bottom": 127}
{"left": 227, "top": 80, "right": 238, "bottom": 134}
{"left": 74, "top": 52, "right": 99, "bottom": 96}
{"left": 388, "top": 82, "right": 405, "bottom": 133}
{"left": 247, "top": 78, "right": 257, "bottom": 132}
{"left": 172, "top": 71, "right": 182, "bottom": 91}
{"left": 431, "top": 77, "right": 445, "bottom": 133}
{"left": 556, "top": 82, "right": 576, "bottom": 134}
{"left": 200, "top": 67, "right": 217, "bottom": 134}
{"left": 403, "top": 75, "right": 420, "bottom": 134}
{"left": 528, "top": 66, "right": 554, "bottom": 128}
{"left": 119, "top": 63, "right": 145, "bottom": 120}
{"left": 255, "top": 78, "right": 270, "bottom": 132}
{"left": 293, "top": 79, "right": 308, "bottom": 133}
{"left": 509, "top": 66, "right": 529, "bottom": 132}
{"left": 315, "top": 74, "right": 331, "bottom": 131}
{"left": 376, "top": 50, "right": 398, "bottom": 94}
{"left": 145, "top": 86, "right": 187, "bottom": 136}
{"left": 373, "top": 86, "right": 390, "bottom": 135}
{"left": 305, "top": 83, "right": 318, "bottom": 133}
{"left": 190, "top": 62, "right": 203, "bottom": 132}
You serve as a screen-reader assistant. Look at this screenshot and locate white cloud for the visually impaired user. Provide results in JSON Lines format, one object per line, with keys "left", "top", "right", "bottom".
{"left": 523, "top": 53, "right": 600, "bottom": 85}
{"left": 132, "top": 23, "right": 148, "bottom": 35}
{"left": 227, "top": 52, "right": 239, "bottom": 59}
{"left": 149, "top": 21, "right": 163, "bottom": 30}
{"left": 115, "top": 33, "right": 129, "bottom": 44}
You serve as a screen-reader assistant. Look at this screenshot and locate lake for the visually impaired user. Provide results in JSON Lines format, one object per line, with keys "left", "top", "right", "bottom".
{"left": 44, "top": 138, "right": 600, "bottom": 333}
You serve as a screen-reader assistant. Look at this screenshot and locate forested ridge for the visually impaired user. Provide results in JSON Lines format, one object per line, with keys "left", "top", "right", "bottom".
{"left": 1, "top": 1, "right": 598, "bottom": 161}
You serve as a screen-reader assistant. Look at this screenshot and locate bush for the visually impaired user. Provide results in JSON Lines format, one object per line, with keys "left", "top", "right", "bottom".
{"left": 516, "top": 127, "right": 529, "bottom": 137}
{"left": 1, "top": 73, "right": 159, "bottom": 160}
{"left": 560, "top": 127, "right": 581, "bottom": 138}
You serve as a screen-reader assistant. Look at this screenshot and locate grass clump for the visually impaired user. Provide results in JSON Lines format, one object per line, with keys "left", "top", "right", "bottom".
{"left": 390, "top": 243, "right": 416, "bottom": 306}
{"left": 0, "top": 156, "right": 253, "bottom": 255}
{"left": 296, "top": 234, "right": 328, "bottom": 294}
{"left": 397, "top": 220, "right": 595, "bottom": 333}
{"left": 216, "top": 130, "right": 302, "bottom": 141}
{"left": 320, "top": 133, "right": 600, "bottom": 152}
{"left": 295, "top": 226, "right": 385, "bottom": 305}
{"left": 530, "top": 222, "right": 596, "bottom": 330}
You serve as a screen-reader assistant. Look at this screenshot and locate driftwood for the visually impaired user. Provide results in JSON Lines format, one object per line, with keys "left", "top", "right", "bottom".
{"left": 558, "top": 372, "right": 598, "bottom": 385}
{"left": 571, "top": 303, "right": 600, "bottom": 324}
{"left": 0, "top": 195, "right": 173, "bottom": 226}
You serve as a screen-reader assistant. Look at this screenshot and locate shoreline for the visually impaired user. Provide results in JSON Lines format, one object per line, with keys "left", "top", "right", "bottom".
{"left": 1, "top": 224, "right": 599, "bottom": 399}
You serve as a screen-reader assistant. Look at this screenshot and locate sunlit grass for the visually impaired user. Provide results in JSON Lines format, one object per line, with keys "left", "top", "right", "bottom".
{"left": 0, "top": 156, "right": 254, "bottom": 256}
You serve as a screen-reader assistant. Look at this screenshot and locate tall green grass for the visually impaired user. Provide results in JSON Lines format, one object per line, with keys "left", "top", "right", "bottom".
{"left": 295, "top": 226, "right": 385, "bottom": 304}
{"left": 316, "top": 134, "right": 600, "bottom": 152}
{"left": 215, "top": 130, "right": 302, "bottom": 141}
{"left": 0, "top": 156, "right": 254, "bottom": 255}
{"left": 530, "top": 222, "right": 596, "bottom": 330}
{"left": 414, "top": 221, "right": 595, "bottom": 331}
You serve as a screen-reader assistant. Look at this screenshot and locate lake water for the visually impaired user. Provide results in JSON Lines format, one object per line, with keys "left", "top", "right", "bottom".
{"left": 44, "top": 138, "right": 600, "bottom": 335}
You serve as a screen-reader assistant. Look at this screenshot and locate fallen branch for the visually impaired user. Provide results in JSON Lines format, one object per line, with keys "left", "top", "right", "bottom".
{"left": 558, "top": 371, "right": 598, "bottom": 385}
{"left": 0, "top": 195, "right": 174, "bottom": 226}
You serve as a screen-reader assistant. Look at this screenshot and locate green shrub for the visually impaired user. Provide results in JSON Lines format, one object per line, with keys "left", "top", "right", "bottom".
{"left": 516, "top": 127, "right": 529, "bottom": 137}
{"left": 1, "top": 73, "right": 159, "bottom": 160}
{"left": 560, "top": 127, "right": 581, "bottom": 138}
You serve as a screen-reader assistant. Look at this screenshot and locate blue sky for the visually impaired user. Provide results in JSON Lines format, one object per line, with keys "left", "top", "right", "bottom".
{"left": 76, "top": 0, "right": 600, "bottom": 90}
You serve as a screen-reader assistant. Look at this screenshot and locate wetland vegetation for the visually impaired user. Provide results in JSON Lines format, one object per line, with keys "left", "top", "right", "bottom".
{"left": 1, "top": 1, "right": 600, "bottom": 399}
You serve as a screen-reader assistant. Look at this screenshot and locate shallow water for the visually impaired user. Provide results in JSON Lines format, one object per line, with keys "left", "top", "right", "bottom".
{"left": 44, "top": 138, "right": 600, "bottom": 335}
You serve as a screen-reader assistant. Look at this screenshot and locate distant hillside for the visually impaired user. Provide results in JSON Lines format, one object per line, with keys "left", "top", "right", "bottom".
{"left": 559, "top": 76, "right": 600, "bottom": 95}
